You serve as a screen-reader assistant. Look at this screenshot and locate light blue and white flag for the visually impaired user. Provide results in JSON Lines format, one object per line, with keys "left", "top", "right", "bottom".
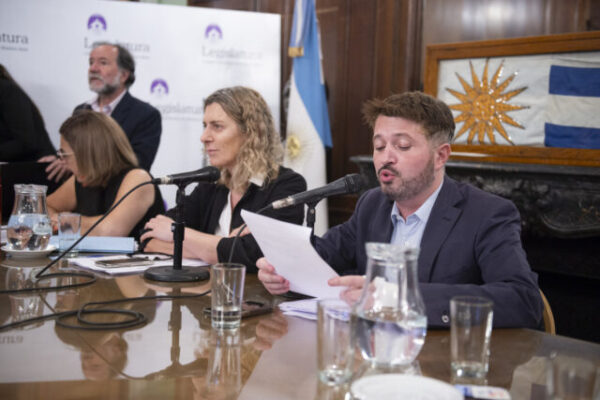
{"left": 285, "top": 0, "right": 333, "bottom": 236}
{"left": 545, "top": 65, "right": 600, "bottom": 148}
{"left": 437, "top": 52, "right": 600, "bottom": 149}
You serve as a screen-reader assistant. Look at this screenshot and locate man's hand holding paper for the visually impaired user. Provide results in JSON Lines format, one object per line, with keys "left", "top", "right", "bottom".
{"left": 241, "top": 210, "right": 342, "bottom": 299}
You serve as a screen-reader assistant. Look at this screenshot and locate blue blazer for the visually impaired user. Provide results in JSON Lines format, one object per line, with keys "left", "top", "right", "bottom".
{"left": 75, "top": 91, "right": 162, "bottom": 171}
{"left": 315, "top": 176, "right": 543, "bottom": 329}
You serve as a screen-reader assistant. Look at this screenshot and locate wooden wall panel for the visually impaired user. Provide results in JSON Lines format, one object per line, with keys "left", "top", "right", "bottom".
{"left": 187, "top": 0, "right": 599, "bottom": 225}
{"left": 421, "top": 0, "right": 596, "bottom": 86}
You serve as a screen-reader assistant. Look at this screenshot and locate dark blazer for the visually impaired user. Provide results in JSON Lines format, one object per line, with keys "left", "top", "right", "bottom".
{"left": 165, "top": 166, "right": 307, "bottom": 271}
{"left": 75, "top": 91, "right": 161, "bottom": 170}
{"left": 0, "top": 79, "right": 55, "bottom": 161}
{"left": 314, "top": 176, "right": 543, "bottom": 329}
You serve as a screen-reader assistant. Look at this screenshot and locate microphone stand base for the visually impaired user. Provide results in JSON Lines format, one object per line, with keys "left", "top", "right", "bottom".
{"left": 144, "top": 266, "right": 210, "bottom": 282}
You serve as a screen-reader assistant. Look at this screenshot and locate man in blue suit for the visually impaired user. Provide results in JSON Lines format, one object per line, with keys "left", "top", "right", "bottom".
{"left": 257, "top": 91, "right": 543, "bottom": 329}
{"left": 44, "top": 42, "right": 161, "bottom": 180}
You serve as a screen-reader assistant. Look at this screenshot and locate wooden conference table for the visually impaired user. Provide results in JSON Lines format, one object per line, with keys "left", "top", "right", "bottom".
{"left": 0, "top": 252, "right": 599, "bottom": 400}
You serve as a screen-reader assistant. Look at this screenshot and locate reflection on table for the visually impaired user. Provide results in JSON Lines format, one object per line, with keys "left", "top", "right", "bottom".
{"left": 0, "top": 252, "right": 599, "bottom": 399}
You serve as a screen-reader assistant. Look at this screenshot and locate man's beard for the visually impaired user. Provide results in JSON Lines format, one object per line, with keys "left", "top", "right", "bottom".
{"left": 379, "top": 154, "right": 435, "bottom": 202}
{"left": 89, "top": 71, "right": 122, "bottom": 95}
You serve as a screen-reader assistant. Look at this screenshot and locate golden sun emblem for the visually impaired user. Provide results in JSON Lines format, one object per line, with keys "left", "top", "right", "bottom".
{"left": 286, "top": 134, "right": 301, "bottom": 159}
{"left": 447, "top": 60, "right": 529, "bottom": 145}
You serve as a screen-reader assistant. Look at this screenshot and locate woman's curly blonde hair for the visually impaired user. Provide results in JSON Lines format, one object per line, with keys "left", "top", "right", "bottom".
{"left": 204, "top": 86, "right": 283, "bottom": 192}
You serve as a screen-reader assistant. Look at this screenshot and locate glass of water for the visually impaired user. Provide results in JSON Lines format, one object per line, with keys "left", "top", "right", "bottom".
{"left": 210, "top": 263, "right": 245, "bottom": 330}
{"left": 450, "top": 296, "right": 494, "bottom": 380}
{"left": 317, "top": 298, "right": 354, "bottom": 385}
{"left": 58, "top": 212, "right": 81, "bottom": 257}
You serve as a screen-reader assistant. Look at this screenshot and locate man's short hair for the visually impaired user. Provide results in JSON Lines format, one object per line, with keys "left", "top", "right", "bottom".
{"left": 92, "top": 42, "right": 136, "bottom": 88}
{"left": 362, "top": 91, "right": 455, "bottom": 143}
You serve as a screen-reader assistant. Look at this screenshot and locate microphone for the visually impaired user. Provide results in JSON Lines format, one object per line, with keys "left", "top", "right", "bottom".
{"left": 152, "top": 166, "right": 220, "bottom": 185}
{"left": 271, "top": 173, "right": 366, "bottom": 209}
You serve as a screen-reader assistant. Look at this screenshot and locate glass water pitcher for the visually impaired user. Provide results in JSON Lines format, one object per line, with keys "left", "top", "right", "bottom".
{"left": 351, "top": 242, "right": 427, "bottom": 369}
{"left": 6, "top": 184, "right": 52, "bottom": 251}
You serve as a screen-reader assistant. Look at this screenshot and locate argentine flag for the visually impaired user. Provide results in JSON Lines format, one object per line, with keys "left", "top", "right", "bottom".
{"left": 285, "top": 0, "right": 333, "bottom": 236}
{"left": 437, "top": 52, "right": 600, "bottom": 149}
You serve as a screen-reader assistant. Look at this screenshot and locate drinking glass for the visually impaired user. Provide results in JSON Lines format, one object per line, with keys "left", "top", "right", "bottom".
{"left": 58, "top": 212, "right": 81, "bottom": 257}
{"left": 210, "top": 263, "right": 245, "bottom": 329}
{"left": 317, "top": 298, "right": 353, "bottom": 385}
{"left": 450, "top": 296, "right": 494, "bottom": 379}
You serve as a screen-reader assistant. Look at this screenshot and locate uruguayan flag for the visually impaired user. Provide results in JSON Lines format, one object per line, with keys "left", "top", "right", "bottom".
{"left": 285, "top": 0, "right": 333, "bottom": 236}
{"left": 437, "top": 52, "right": 600, "bottom": 149}
{"left": 546, "top": 65, "right": 600, "bottom": 148}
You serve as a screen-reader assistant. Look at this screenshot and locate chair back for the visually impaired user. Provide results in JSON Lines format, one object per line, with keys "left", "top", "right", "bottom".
{"left": 540, "top": 290, "right": 556, "bottom": 334}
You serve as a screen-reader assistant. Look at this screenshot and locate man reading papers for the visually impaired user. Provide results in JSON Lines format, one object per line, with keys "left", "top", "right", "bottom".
{"left": 257, "top": 91, "right": 543, "bottom": 329}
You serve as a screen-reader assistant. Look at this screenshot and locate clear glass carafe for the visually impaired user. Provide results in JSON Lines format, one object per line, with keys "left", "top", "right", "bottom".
{"left": 7, "top": 184, "right": 52, "bottom": 251}
{"left": 351, "top": 243, "right": 427, "bottom": 369}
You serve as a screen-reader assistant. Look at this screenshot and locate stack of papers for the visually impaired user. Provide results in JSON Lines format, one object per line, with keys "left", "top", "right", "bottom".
{"left": 277, "top": 299, "right": 319, "bottom": 320}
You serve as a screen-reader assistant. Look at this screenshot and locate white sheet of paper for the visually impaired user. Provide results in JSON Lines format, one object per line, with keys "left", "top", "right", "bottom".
{"left": 278, "top": 299, "right": 319, "bottom": 320}
{"left": 241, "top": 210, "right": 342, "bottom": 299}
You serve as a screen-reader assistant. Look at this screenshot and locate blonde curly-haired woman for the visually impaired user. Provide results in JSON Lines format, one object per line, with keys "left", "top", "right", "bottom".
{"left": 141, "top": 86, "right": 306, "bottom": 270}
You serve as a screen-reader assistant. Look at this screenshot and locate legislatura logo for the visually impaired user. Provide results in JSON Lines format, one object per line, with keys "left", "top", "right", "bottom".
{"left": 87, "top": 14, "right": 107, "bottom": 35}
{"left": 150, "top": 79, "right": 169, "bottom": 98}
{"left": 201, "top": 23, "right": 261, "bottom": 64}
{"left": 204, "top": 24, "right": 223, "bottom": 42}
{"left": 150, "top": 80, "right": 203, "bottom": 120}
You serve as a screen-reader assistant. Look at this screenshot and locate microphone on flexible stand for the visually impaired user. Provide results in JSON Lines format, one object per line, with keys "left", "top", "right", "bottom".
{"left": 270, "top": 173, "right": 366, "bottom": 210}
{"left": 269, "top": 173, "right": 366, "bottom": 229}
{"left": 151, "top": 166, "right": 221, "bottom": 186}
{"left": 227, "top": 173, "right": 368, "bottom": 264}
{"left": 144, "top": 166, "right": 220, "bottom": 283}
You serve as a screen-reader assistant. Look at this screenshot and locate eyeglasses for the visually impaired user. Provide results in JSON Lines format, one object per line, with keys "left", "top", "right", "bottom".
{"left": 56, "top": 149, "right": 74, "bottom": 159}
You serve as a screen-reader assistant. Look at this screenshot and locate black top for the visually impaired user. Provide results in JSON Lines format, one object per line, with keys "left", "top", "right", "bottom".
{"left": 74, "top": 168, "right": 165, "bottom": 240}
{"left": 165, "top": 166, "right": 307, "bottom": 271}
{"left": 0, "top": 79, "right": 55, "bottom": 162}
{"left": 74, "top": 91, "right": 162, "bottom": 171}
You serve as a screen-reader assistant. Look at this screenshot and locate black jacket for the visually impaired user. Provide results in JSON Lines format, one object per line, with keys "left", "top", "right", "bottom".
{"left": 75, "top": 91, "right": 162, "bottom": 170}
{"left": 166, "top": 166, "right": 307, "bottom": 271}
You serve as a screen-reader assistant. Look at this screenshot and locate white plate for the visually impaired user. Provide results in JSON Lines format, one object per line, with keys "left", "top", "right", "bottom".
{"left": 1, "top": 245, "right": 57, "bottom": 259}
{"left": 351, "top": 374, "right": 463, "bottom": 400}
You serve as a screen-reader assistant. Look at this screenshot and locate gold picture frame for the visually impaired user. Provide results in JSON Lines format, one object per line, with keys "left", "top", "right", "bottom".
{"left": 424, "top": 31, "right": 600, "bottom": 167}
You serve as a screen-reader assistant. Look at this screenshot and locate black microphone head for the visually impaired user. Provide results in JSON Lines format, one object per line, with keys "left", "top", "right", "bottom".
{"left": 344, "top": 173, "right": 367, "bottom": 194}
{"left": 153, "top": 166, "right": 221, "bottom": 185}
{"left": 203, "top": 166, "right": 221, "bottom": 181}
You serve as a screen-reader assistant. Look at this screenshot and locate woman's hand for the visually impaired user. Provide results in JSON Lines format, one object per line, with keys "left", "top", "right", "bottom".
{"left": 141, "top": 215, "right": 176, "bottom": 243}
{"left": 256, "top": 257, "right": 290, "bottom": 295}
{"left": 229, "top": 224, "right": 250, "bottom": 237}
{"left": 39, "top": 155, "right": 70, "bottom": 182}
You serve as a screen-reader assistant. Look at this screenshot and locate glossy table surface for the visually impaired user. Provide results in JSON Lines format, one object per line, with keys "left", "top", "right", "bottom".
{"left": 1, "top": 252, "right": 599, "bottom": 400}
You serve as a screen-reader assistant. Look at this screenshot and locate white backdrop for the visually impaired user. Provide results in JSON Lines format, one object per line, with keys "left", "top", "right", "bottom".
{"left": 0, "top": 0, "right": 280, "bottom": 382}
{"left": 0, "top": 0, "right": 281, "bottom": 206}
